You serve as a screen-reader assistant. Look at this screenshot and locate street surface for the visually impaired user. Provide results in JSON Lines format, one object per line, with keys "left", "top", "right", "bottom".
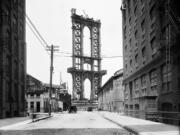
{"left": 0, "top": 111, "right": 128, "bottom": 135}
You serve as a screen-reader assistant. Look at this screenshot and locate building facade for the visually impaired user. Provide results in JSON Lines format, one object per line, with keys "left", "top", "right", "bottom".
{"left": 26, "top": 74, "right": 45, "bottom": 114}
{"left": 121, "top": 0, "right": 180, "bottom": 125}
{"left": 43, "top": 83, "right": 61, "bottom": 112}
{"left": 0, "top": 0, "right": 26, "bottom": 118}
{"left": 98, "top": 69, "right": 124, "bottom": 112}
{"left": 58, "top": 88, "right": 71, "bottom": 111}
{"left": 26, "top": 75, "right": 62, "bottom": 114}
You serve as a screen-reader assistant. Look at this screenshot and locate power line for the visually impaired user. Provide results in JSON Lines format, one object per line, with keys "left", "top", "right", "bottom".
{"left": 26, "top": 14, "right": 49, "bottom": 48}
{"left": 26, "top": 21, "right": 49, "bottom": 55}
{"left": 102, "top": 56, "right": 123, "bottom": 58}
{"left": 56, "top": 51, "right": 72, "bottom": 55}
{"left": 54, "top": 54, "right": 123, "bottom": 58}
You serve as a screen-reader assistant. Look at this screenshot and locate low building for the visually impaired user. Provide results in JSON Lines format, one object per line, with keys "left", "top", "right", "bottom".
{"left": 26, "top": 74, "right": 45, "bottom": 114}
{"left": 26, "top": 90, "right": 46, "bottom": 114}
{"left": 26, "top": 75, "right": 61, "bottom": 114}
{"left": 26, "top": 74, "right": 47, "bottom": 114}
{"left": 98, "top": 69, "right": 124, "bottom": 112}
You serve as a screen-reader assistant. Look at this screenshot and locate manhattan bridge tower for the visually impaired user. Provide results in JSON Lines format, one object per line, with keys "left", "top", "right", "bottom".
{"left": 67, "top": 9, "right": 106, "bottom": 108}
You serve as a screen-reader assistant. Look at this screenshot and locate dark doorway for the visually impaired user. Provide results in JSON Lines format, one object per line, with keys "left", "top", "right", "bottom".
{"left": 36, "top": 102, "right": 40, "bottom": 112}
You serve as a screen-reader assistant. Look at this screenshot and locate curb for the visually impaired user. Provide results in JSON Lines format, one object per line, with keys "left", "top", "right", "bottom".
{"left": 31, "top": 115, "right": 53, "bottom": 123}
{"left": 101, "top": 114, "right": 139, "bottom": 135}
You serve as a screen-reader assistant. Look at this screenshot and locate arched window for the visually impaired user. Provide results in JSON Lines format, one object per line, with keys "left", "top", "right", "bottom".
{"left": 83, "top": 27, "right": 91, "bottom": 56}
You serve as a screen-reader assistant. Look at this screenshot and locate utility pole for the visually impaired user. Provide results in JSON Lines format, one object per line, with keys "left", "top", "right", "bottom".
{"left": 47, "top": 45, "right": 59, "bottom": 116}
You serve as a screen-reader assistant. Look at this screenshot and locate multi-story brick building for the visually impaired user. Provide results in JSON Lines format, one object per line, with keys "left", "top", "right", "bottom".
{"left": 121, "top": 0, "right": 180, "bottom": 125}
{"left": 98, "top": 69, "right": 124, "bottom": 112}
{"left": 0, "top": 0, "right": 26, "bottom": 118}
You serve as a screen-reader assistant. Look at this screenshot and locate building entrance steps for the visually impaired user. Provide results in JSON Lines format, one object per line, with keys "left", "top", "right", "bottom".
{"left": 99, "top": 111, "right": 180, "bottom": 135}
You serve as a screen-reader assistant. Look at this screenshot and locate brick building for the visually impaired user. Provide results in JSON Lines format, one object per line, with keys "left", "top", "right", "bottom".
{"left": 98, "top": 69, "right": 124, "bottom": 112}
{"left": 121, "top": 0, "right": 180, "bottom": 125}
{"left": 0, "top": 0, "right": 26, "bottom": 118}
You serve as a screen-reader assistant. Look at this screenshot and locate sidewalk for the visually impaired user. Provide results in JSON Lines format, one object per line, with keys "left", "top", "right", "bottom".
{"left": 99, "top": 111, "right": 180, "bottom": 135}
{"left": 0, "top": 116, "right": 30, "bottom": 128}
{"left": 0, "top": 113, "right": 52, "bottom": 130}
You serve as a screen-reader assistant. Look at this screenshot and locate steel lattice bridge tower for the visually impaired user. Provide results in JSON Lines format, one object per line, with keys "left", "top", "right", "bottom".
{"left": 67, "top": 9, "right": 106, "bottom": 107}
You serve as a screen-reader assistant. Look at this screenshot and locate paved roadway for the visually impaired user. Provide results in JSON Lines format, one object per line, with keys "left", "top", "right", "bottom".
{"left": 0, "top": 111, "right": 128, "bottom": 135}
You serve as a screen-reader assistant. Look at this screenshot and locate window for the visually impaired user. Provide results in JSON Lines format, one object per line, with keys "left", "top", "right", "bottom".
{"left": 134, "top": 78, "right": 139, "bottom": 90}
{"left": 129, "top": 17, "right": 132, "bottom": 24}
{"left": 141, "top": 74, "right": 146, "bottom": 88}
{"left": 135, "top": 104, "right": 139, "bottom": 110}
{"left": 133, "top": 0, "right": 137, "bottom": 5}
{"left": 135, "top": 54, "right": 138, "bottom": 67}
{"left": 123, "top": 27, "right": 126, "bottom": 39}
{"left": 122, "top": 7, "right": 126, "bottom": 22}
{"left": 129, "top": 38, "right": 132, "bottom": 48}
{"left": 129, "top": 81, "right": 133, "bottom": 100}
{"left": 148, "top": 99, "right": 156, "bottom": 109}
{"left": 30, "top": 102, "right": 34, "bottom": 110}
{"left": 150, "top": 4, "right": 156, "bottom": 20}
{"left": 2, "top": 5, "right": 10, "bottom": 23}
{"left": 150, "top": 69, "right": 157, "bottom": 86}
{"left": 141, "top": 19, "right": 145, "bottom": 32}
{"left": 12, "top": 14, "right": 17, "bottom": 27}
{"left": 127, "top": 0, "right": 131, "bottom": 14}
{"left": 125, "top": 45, "right": 127, "bottom": 52}
{"left": 130, "top": 59, "right": 132, "bottom": 68}
{"left": 162, "top": 64, "right": 172, "bottom": 92}
{"left": 135, "top": 30, "right": 138, "bottom": 39}
{"left": 142, "top": 47, "right": 146, "bottom": 58}
{"left": 134, "top": 6, "right": 137, "bottom": 17}
{"left": 151, "top": 37, "right": 157, "bottom": 56}
{"left": 150, "top": 69, "right": 158, "bottom": 93}
{"left": 141, "top": 74, "right": 147, "bottom": 97}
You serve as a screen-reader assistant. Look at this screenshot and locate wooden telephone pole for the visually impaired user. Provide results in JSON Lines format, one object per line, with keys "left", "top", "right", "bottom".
{"left": 47, "top": 45, "right": 59, "bottom": 116}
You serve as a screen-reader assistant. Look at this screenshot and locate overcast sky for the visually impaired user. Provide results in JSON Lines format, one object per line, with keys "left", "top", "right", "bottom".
{"left": 26, "top": 0, "right": 123, "bottom": 97}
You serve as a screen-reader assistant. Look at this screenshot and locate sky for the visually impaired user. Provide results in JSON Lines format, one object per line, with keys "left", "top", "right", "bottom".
{"left": 26, "top": 0, "right": 123, "bottom": 97}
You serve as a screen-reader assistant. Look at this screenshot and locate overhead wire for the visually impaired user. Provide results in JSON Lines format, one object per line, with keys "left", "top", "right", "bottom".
{"left": 26, "top": 14, "right": 49, "bottom": 48}
{"left": 26, "top": 21, "right": 50, "bottom": 55}
{"left": 54, "top": 54, "right": 123, "bottom": 58}
{"left": 26, "top": 14, "right": 50, "bottom": 55}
